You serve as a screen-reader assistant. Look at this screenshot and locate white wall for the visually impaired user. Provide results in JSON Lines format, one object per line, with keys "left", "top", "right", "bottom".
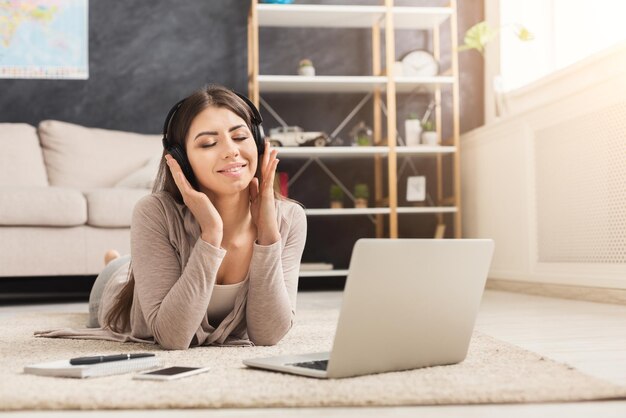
{"left": 461, "top": 42, "right": 626, "bottom": 289}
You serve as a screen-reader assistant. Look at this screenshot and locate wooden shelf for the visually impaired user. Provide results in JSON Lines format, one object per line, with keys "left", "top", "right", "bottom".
{"left": 392, "top": 7, "right": 453, "bottom": 29}
{"left": 274, "top": 145, "right": 456, "bottom": 158}
{"left": 304, "top": 207, "right": 457, "bottom": 216}
{"left": 258, "top": 75, "right": 454, "bottom": 93}
{"left": 257, "top": 4, "right": 452, "bottom": 30}
{"left": 299, "top": 269, "right": 349, "bottom": 277}
{"left": 397, "top": 206, "right": 458, "bottom": 214}
{"left": 396, "top": 146, "right": 456, "bottom": 155}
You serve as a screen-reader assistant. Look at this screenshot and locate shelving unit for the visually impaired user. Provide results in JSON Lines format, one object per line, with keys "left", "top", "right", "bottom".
{"left": 258, "top": 75, "right": 455, "bottom": 93}
{"left": 270, "top": 145, "right": 456, "bottom": 158}
{"left": 248, "top": 0, "right": 461, "bottom": 278}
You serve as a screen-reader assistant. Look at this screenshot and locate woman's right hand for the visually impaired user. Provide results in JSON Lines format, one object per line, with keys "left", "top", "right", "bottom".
{"left": 165, "top": 154, "right": 223, "bottom": 247}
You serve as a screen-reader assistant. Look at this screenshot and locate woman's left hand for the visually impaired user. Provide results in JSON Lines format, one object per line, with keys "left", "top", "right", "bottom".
{"left": 249, "top": 140, "right": 281, "bottom": 245}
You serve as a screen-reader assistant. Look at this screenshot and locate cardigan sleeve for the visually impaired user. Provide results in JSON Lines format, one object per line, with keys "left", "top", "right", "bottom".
{"left": 130, "top": 195, "right": 226, "bottom": 350}
{"left": 245, "top": 202, "right": 307, "bottom": 345}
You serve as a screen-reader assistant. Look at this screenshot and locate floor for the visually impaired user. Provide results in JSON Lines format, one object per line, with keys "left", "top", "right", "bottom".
{"left": 2, "top": 289, "right": 626, "bottom": 417}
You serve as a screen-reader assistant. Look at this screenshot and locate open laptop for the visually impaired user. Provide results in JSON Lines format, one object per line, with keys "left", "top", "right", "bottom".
{"left": 243, "top": 238, "right": 494, "bottom": 379}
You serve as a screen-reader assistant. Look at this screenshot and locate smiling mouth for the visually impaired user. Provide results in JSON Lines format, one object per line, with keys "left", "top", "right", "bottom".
{"left": 218, "top": 164, "right": 247, "bottom": 173}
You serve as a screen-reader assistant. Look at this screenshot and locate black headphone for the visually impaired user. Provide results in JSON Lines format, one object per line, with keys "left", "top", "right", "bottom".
{"left": 161, "top": 90, "right": 265, "bottom": 189}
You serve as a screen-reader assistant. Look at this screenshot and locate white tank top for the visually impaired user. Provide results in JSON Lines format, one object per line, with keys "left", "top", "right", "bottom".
{"left": 207, "top": 280, "right": 246, "bottom": 327}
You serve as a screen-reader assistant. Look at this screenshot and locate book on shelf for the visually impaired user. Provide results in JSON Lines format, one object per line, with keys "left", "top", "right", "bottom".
{"left": 300, "top": 262, "right": 334, "bottom": 271}
{"left": 24, "top": 356, "right": 160, "bottom": 378}
{"left": 273, "top": 172, "right": 289, "bottom": 197}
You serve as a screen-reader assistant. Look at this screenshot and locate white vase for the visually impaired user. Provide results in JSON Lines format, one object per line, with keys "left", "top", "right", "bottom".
{"left": 298, "top": 66, "right": 315, "bottom": 76}
{"left": 404, "top": 119, "right": 422, "bottom": 146}
{"left": 421, "top": 131, "right": 438, "bottom": 146}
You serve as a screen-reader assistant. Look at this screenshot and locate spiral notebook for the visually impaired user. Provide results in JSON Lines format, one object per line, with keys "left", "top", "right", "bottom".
{"left": 24, "top": 356, "right": 160, "bottom": 378}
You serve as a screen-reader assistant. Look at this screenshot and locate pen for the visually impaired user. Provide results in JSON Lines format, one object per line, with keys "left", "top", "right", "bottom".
{"left": 69, "top": 353, "right": 155, "bottom": 365}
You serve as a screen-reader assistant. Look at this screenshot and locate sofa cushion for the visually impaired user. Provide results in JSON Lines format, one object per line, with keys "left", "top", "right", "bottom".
{"left": 84, "top": 188, "right": 151, "bottom": 227}
{"left": 0, "top": 187, "right": 86, "bottom": 226}
{"left": 0, "top": 123, "right": 48, "bottom": 187}
{"left": 114, "top": 152, "right": 162, "bottom": 189}
{"left": 38, "top": 120, "right": 162, "bottom": 189}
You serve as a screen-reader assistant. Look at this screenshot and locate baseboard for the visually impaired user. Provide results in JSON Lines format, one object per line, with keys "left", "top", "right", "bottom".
{"left": 486, "top": 278, "right": 626, "bottom": 306}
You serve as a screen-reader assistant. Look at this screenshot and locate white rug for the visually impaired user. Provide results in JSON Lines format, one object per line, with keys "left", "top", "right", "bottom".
{"left": 1, "top": 308, "right": 625, "bottom": 411}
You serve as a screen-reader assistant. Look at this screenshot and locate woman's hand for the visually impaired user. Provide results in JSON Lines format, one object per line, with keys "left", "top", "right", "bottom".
{"left": 249, "top": 141, "right": 281, "bottom": 246}
{"left": 165, "top": 154, "right": 223, "bottom": 247}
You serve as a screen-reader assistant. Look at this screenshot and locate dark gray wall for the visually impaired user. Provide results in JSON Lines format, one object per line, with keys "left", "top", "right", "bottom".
{"left": 1, "top": 0, "right": 250, "bottom": 132}
{"left": 0, "top": 0, "right": 483, "bottom": 272}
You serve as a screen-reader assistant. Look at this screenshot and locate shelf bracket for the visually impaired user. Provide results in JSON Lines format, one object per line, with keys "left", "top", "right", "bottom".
{"left": 259, "top": 96, "right": 288, "bottom": 128}
{"left": 287, "top": 158, "right": 314, "bottom": 188}
{"left": 329, "top": 92, "right": 373, "bottom": 140}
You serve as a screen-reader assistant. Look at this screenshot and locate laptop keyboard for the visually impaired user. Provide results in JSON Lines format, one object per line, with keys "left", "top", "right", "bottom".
{"left": 288, "top": 359, "right": 329, "bottom": 371}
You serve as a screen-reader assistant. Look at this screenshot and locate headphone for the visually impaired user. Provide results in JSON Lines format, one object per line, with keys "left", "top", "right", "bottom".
{"left": 161, "top": 90, "right": 265, "bottom": 189}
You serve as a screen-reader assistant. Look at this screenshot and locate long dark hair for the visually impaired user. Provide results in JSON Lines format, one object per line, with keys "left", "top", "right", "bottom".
{"left": 104, "top": 84, "right": 264, "bottom": 333}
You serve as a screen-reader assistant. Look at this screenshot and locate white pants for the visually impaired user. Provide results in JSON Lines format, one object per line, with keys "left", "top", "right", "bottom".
{"left": 87, "top": 254, "right": 131, "bottom": 328}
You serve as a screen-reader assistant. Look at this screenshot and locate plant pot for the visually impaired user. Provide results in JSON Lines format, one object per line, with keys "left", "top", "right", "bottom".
{"left": 354, "top": 198, "right": 368, "bottom": 209}
{"left": 298, "top": 66, "right": 315, "bottom": 76}
{"left": 421, "top": 131, "right": 438, "bottom": 146}
{"left": 404, "top": 119, "right": 422, "bottom": 146}
{"left": 330, "top": 201, "right": 343, "bottom": 209}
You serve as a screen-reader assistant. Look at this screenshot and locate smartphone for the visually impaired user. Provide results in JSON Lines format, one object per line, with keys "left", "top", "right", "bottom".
{"left": 133, "top": 366, "right": 210, "bottom": 381}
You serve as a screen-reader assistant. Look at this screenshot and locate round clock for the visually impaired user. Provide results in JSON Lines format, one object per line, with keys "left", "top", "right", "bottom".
{"left": 401, "top": 50, "right": 439, "bottom": 77}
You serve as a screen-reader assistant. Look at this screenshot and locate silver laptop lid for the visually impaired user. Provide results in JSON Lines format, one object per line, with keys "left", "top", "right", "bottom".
{"left": 326, "top": 239, "right": 494, "bottom": 378}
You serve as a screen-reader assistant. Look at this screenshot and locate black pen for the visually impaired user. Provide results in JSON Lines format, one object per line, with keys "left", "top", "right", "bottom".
{"left": 69, "top": 353, "right": 155, "bottom": 365}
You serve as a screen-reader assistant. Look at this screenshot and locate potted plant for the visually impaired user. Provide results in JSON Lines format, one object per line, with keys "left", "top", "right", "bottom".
{"left": 421, "top": 120, "right": 438, "bottom": 146}
{"left": 459, "top": 21, "right": 533, "bottom": 55}
{"left": 459, "top": 21, "right": 533, "bottom": 118}
{"left": 329, "top": 184, "right": 344, "bottom": 209}
{"left": 298, "top": 58, "right": 315, "bottom": 76}
{"left": 404, "top": 112, "right": 422, "bottom": 146}
{"left": 353, "top": 184, "right": 369, "bottom": 208}
{"left": 350, "top": 121, "right": 373, "bottom": 146}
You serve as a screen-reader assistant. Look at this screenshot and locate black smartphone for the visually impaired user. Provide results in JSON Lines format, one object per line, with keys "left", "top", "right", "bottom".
{"left": 133, "top": 366, "right": 210, "bottom": 381}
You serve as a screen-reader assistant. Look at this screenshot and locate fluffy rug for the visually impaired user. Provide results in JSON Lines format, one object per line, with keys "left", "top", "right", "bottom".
{"left": 1, "top": 308, "right": 625, "bottom": 410}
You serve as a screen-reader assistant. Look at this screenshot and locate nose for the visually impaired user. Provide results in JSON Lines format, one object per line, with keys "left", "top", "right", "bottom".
{"left": 223, "top": 138, "right": 240, "bottom": 159}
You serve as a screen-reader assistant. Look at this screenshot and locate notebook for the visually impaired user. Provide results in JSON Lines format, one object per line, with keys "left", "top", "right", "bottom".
{"left": 24, "top": 356, "right": 160, "bottom": 378}
{"left": 243, "top": 238, "right": 494, "bottom": 379}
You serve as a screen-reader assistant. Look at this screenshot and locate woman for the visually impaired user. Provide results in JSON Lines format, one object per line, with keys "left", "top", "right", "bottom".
{"left": 36, "top": 85, "right": 307, "bottom": 349}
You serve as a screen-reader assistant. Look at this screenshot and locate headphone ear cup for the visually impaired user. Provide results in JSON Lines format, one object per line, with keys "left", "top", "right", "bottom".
{"left": 232, "top": 91, "right": 265, "bottom": 155}
{"left": 168, "top": 144, "right": 198, "bottom": 190}
{"left": 253, "top": 124, "right": 265, "bottom": 155}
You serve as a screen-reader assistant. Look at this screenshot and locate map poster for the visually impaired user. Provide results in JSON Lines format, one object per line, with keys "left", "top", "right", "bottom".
{"left": 0, "top": 0, "right": 88, "bottom": 79}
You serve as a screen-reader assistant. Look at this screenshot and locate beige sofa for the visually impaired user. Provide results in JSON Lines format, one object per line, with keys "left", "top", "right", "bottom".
{"left": 0, "top": 121, "right": 163, "bottom": 277}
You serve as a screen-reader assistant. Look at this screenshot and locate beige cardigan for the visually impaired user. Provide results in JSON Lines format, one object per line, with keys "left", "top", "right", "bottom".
{"left": 35, "top": 191, "right": 307, "bottom": 350}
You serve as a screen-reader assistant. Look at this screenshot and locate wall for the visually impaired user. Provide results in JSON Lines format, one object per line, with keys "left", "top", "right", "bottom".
{"left": 1, "top": 1, "right": 250, "bottom": 131}
{"left": 0, "top": 0, "right": 483, "bottom": 272}
{"left": 461, "top": 42, "right": 626, "bottom": 289}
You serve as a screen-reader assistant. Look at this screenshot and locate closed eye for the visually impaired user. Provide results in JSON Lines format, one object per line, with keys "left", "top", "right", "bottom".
{"left": 200, "top": 143, "right": 216, "bottom": 148}
{"left": 233, "top": 136, "right": 248, "bottom": 141}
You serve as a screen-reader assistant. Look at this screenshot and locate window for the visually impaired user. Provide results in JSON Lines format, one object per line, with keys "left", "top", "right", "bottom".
{"left": 499, "top": 0, "right": 626, "bottom": 91}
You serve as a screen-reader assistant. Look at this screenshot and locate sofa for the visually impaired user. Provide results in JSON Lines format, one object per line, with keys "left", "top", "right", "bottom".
{"left": 0, "top": 121, "right": 163, "bottom": 277}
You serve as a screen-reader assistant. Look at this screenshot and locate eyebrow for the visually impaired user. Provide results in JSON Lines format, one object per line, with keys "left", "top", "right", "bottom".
{"left": 194, "top": 125, "right": 246, "bottom": 141}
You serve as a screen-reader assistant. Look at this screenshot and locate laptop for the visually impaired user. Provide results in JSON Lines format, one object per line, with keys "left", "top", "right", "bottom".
{"left": 243, "top": 238, "right": 494, "bottom": 379}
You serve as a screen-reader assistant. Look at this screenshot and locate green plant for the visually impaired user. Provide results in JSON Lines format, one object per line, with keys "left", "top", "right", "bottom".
{"left": 356, "top": 134, "right": 371, "bottom": 146}
{"left": 299, "top": 58, "right": 313, "bottom": 67}
{"left": 408, "top": 112, "right": 419, "bottom": 119}
{"left": 353, "top": 184, "right": 370, "bottom": 200}
{"left": 421, "top": 120, "right": 435, "bottom": 132}
{"left": 330, "top": 184, "right": 344, "bottom": 201}
{"left": 459, "top": 21, "right": 533, "bottom": 55}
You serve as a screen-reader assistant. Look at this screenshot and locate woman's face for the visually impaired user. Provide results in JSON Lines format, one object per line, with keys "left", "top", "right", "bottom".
{"left": 185, "top": 105, "right": 258, "bottom": 196}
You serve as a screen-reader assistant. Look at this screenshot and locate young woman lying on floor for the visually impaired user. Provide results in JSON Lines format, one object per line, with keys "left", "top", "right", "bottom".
{"left": 36, "top": 84, "right": 307, "bottom": 349}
